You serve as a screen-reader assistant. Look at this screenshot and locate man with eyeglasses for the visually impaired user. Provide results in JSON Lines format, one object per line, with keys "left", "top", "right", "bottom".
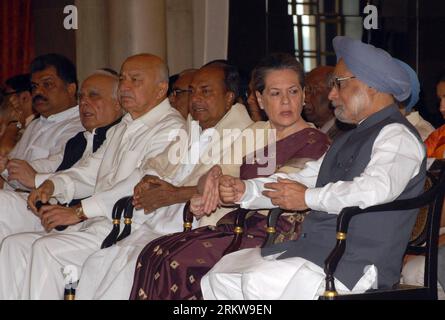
{"left": 168, "top": 69, "right": 196, "bottom": 119}
{"left": 303, "top": 66, "right": 354, "bottom": 141}
{"left": 201, "top": 36, "right": 426, "bottom": 299}
{"left": 0, "top": 53, "right": 186, "bottom": 300}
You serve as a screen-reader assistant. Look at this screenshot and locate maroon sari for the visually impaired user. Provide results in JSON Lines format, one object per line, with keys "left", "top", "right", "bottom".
{"left": 130, "top": 128, "right": 329, "bottom": 300}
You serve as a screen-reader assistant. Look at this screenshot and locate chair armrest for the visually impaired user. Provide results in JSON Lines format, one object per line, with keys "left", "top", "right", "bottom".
{"left": 322, "top": 167, "right": 445, "bottom": 299}
{"left": 222, "top": 207, "right": 251, "bottom": 256}
{"left": 262, "top": 208, "right": 285, "bottom": 247}
{"left": 182, "top": 201, "right": 193, "bottom": 232}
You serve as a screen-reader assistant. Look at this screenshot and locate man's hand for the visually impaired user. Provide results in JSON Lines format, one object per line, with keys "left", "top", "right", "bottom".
{"left": 39, "top": 205, "right": 81, "bottom": 232}
{"left": 133, "top": 175, "right": 179, "bottom": 214}
{"left": 219, "top": 175, "right": 246, "bottom": 205}
{"left": 27, "top": 180, "right": 55, "bottom": 215}
{"left": 6, "top": 159, "right": 37, "bottom": 188}
{"left": 0, "top": 155, "right": 8, "bottom": 173}
{"left": 190, "top": 194, "right": 206, "bottom": 219}
{"left": 199, "top": 165, "right": 222, "bottom": 214}
{"left": 263, "top": 178, "right": 309, "bottom": 211}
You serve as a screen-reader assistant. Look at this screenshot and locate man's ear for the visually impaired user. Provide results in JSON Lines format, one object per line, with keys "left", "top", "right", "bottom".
{"left": 67, "top": 83, "right": 77, "bottom": 99}
{"left": 157, "top": 81, "right": 169, "bottom": 99}
{"left": 255, "top": 91, "right": 265, "bottom": 110}
{"left": 225, "top": 91, "right": 235, "bottom": 110}
{"left": 113, "top": 98, "right": 123, "bottom": 112}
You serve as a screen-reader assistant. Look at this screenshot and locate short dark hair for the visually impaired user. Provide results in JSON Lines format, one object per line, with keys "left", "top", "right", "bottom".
{"left": 167, "top": 74, "right": 179, "bottom": 96}
{"left": 5, "top": 73, "right": 31, "bottom": 93}
{"left": 252, "top": 53, "right": 305, "bottom": 94}
{"left": 30, "top": 53, "right": 78, "bottom": 92}
{"left": 204, "top": 61, "right": 241, "bottom": 104}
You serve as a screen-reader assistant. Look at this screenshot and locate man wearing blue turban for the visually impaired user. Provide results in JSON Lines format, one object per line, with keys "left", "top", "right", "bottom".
{"left": 200, "top": 36, "right": 427, "bottom": 299}
{"left": 394, "top": 59, "right": 435, "bottom": 141}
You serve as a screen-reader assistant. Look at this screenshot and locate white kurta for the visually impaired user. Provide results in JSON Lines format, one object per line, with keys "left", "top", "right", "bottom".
{"left": 0, "top": 99, "right": 186, "bottom": 300}
{"left": 75, "top": 104, "right": 254, "bottom": 300}
{"left": 406, "top": 111, "right": 435, "bottom": 141}
{"left": 201, "top": 123, "right": 425, "bottom": 300}
{"left": 75, "top": 131, "right": 218, "bottom": 300}
{"left": 0, "top": 106, "right": 83, "bottom": 241}
{"left": 6, "top": 106, "right": 83, "bottom": 179}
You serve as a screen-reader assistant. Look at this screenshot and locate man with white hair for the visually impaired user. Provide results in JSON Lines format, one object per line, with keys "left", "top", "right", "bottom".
{"left": 201, "top": 36, "right": 426, "bottom": 299}
{"left": 0, "top": 54, "right": 185, "bottom": 299}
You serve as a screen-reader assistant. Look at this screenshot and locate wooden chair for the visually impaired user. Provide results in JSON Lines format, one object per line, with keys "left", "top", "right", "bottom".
{"left": 318, "top": 160, "right": 445, "bottom": 300}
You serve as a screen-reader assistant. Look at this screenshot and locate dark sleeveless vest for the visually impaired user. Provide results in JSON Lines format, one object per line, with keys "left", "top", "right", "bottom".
{"left": 262, "top": 104, "right": 426, "bottom": 289}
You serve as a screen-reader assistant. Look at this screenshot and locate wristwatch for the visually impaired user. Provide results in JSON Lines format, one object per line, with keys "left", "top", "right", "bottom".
{"left": 75, "top": 206, "right": 88, "bottom": 221}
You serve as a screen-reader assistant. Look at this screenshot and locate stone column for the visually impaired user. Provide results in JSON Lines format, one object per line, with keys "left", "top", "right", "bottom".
{"left": 75, "top": 0, "right": 110, "bottom": 83}
{"left": 108, "top": 0, "right": 167, "bottom": 71}
{"left": 192, "top": 0, "right": 229, "bottom": 67}
{"left": 166, "top": 0, "right": 194, "bottom": 75}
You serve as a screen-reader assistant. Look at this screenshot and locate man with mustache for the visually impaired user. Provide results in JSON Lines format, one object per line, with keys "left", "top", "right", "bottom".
{"left": 168, "top": 69, "right": 196, "bottom": 119}
{"left": 0, "top": 53, "right": 84, "bottom": 240}
{"left": 73, "top": 61, "right": 253, "bottom": 300}
{"left": 0, "top": 53, "right": 186, "bottom": 299}
{"left": 201, "top": 37, "right": 426, "bottom": 299}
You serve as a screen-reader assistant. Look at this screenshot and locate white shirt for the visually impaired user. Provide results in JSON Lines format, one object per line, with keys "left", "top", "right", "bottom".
{"left": 3, "top": 106, "right": 83, "bottom": 190}
{"left": 239, "top": 123, "right": 425, "bottom": 214}
{"left": 34, "top": 130, "right": 95, "bottom": 187}
{"left": 406, "top": 111, "right": 435, "bottom": 141}
{"left": 49, "top": 99, "right": 186, "bottom": 219}
{"left": 82, "top": 121, "right": 217, "bottom": 229}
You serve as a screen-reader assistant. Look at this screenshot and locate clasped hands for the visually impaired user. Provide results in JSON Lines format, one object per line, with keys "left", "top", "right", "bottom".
{"left": 190, "top": 166, "right": 309, "bottom": 217}
{"left": 27, "top": 180, "right": 82, "bottom": 232}
{"left": 133, "top": 175, "right": 179, "bottom": 214}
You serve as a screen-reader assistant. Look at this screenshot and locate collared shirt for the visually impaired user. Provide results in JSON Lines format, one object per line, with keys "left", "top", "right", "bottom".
{"left": 239, "top": 123, "right": 425, "bottom": 214}
{"left": 50, "top": 99, "right": 186, "bottom": 219}
{"left": 35, "top": 130, "right": 96, "bottom": 188}
{"left": 3, "top": 106, "right": 83, "bottom": 190}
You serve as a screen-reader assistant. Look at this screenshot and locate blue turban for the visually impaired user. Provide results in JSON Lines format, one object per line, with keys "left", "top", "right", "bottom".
{"left": 333, "top": 36, "right": 411, "bottom": 102}
{"left": 393, "top": 59, "right": 420, "bottom": 112}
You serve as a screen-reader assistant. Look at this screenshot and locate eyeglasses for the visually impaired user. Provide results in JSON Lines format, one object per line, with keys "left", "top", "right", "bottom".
{"left": 329, "top": 76, "right": 356, "bottom": 90}
{"left": 172, "top": 88, "right": 191, "bottom": 96}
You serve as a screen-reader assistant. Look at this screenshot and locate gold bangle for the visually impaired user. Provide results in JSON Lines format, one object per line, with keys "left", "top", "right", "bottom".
{"left": 234, "top": 226, "right": 243, "bottom": 234}
{"left": 75, "top": 206, "right": 87, "bottom": 221}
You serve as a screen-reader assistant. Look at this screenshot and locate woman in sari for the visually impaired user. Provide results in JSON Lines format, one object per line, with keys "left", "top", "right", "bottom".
{"left": 130, "top": 53, "right": 330, "bottom": 300}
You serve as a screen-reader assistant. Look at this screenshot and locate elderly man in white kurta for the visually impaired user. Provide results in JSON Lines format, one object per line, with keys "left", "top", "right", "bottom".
{"left": 0, "top": 53, "right": 83, "bottom": 241}
{"left": 201, "top": 37, "right": 426, "bottom": 300}
{"left": 0, "top": 54, "right": 185, "bottom": 300}
{"left": 74, "top": 63, "right": 254, "bottom": 300}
